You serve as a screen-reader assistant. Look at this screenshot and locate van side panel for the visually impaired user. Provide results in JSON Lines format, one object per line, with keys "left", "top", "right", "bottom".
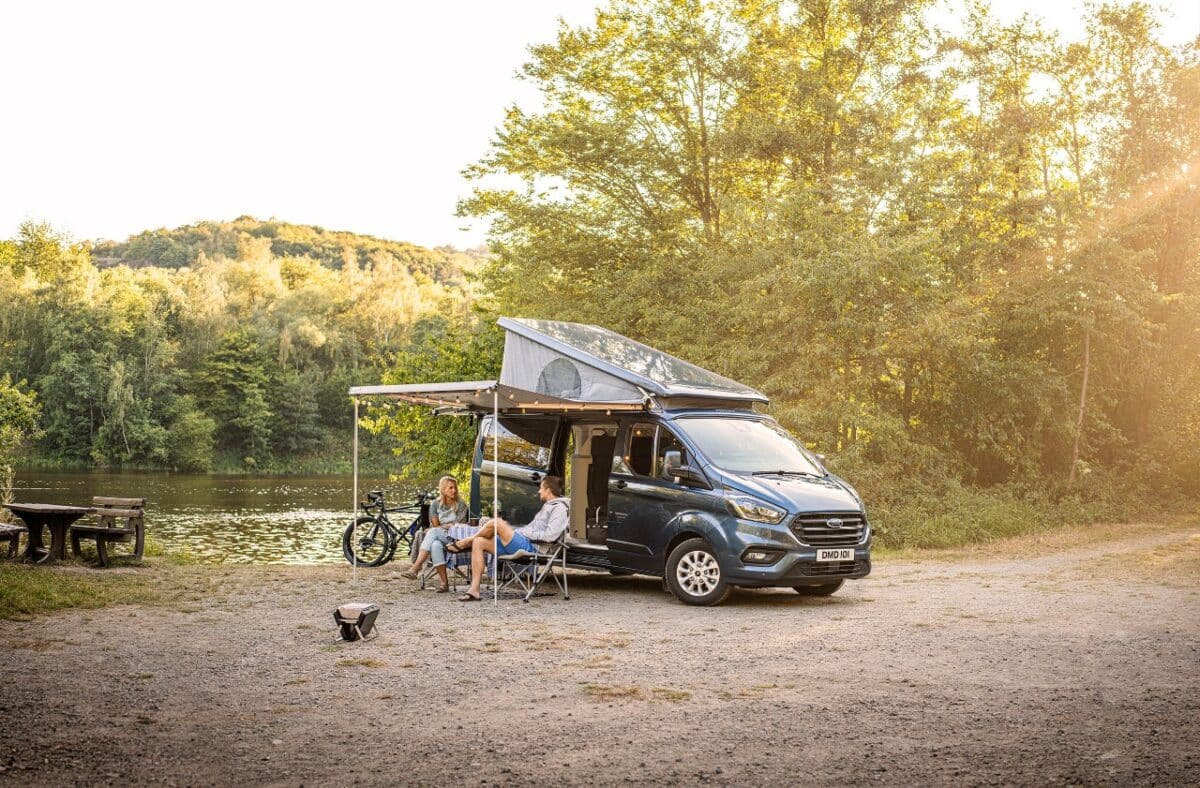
{"left": 607, "top": 478, "right": 723, "bottom": 573}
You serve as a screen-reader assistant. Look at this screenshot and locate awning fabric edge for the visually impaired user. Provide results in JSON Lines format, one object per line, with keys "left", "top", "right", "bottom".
{"left": 349, "top": 381, "right": 648, "bottom": 414}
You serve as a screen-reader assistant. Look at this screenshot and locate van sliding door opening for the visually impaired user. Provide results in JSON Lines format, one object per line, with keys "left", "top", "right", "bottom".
{"left": 564, "top": 424, "right": 617, "bottom": 545}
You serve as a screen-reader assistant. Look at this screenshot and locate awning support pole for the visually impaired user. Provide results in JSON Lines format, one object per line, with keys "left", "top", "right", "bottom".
{"left": 352, "top": 396, "right": 359, "bottom": 586}
{"left": 493, "top": 388, "right": 499, "bottom": 606}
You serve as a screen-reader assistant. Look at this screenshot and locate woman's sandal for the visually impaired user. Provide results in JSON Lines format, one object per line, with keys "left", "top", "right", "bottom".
{"left": 435, "top": 585, "right": 450, "bottom": 593}
{"left": 457, "top": 592, "right": 481, "bottom": 602}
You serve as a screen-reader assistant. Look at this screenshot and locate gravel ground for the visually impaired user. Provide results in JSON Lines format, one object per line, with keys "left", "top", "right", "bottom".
{"left": 1, "top": 524, "right": 1197, "bottom": 787}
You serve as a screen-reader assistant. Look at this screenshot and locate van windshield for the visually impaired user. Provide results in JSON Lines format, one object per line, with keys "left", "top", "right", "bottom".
{"left": 674, "top": 417, "right": 824, "bottom": 476}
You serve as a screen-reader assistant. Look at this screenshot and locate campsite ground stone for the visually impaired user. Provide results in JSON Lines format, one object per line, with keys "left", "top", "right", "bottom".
{"left": 1, "top": 524, "right": 1198, "bottom": 786}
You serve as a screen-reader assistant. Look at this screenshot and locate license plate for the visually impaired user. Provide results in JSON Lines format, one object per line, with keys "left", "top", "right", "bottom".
{"left": 816, "top": 548, "right": 854, "bottom": 562}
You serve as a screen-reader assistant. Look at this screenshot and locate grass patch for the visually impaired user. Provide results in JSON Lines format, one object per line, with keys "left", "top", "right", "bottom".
{"left": 876, "top": 516, "right": 1199, "bottom": 562}
{"left": 336, "top": 657, "right": 385, "bottom": 668}
{"left": 0, "top": 563, "right": 162, "bottom": 621}
{"left": 527, "top": 632, "right": 631, "bottom": 652}
{"left": 650, "top": 688, "right": 691, "bottom": 702}
{"left": 583, "top": 683, "right": 641, "bottom": 700}
{"left": 718, "top": 684, "right": 778, "bottom": 700}
{"left": 856, "top": 465, "right": 1194, "bottom": 552}
{"left": 1083, "top": 533, "right": 1200, "bottom": 586}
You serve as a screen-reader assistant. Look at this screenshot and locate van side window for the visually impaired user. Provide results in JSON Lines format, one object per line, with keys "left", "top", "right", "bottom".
{"left": 612, "top": 435, "right": 632, "bottom": 475}
{"left": 657, "top": 428, "right": 687, "bottom": 480}
{"left": 481, "top": 417, "right": 554, "bottom": 470}
{"left": 625, "top": 424, "right": 655, "bottom": 476}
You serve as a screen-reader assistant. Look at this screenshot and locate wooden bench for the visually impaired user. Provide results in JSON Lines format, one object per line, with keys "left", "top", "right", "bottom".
{"left": 0, "top": 521, "right": 27, "bottom": 558}
{"left": 70, "top": 497, "right": 146, "bottom": 567}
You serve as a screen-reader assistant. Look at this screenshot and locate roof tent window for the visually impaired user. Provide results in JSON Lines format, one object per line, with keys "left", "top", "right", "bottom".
{"left": 482, "top": 417, "right": 555, "bottom": 470}
{"left": 513, "top": 318, "right": 757, "bottom": 397}
{"left": 536, "top": 357, "right": 582, "bottom": 399}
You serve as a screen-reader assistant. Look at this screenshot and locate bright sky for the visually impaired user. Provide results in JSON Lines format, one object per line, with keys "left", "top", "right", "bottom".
{"left": 2, "top": 0, "right": 1196, "bottom": 250}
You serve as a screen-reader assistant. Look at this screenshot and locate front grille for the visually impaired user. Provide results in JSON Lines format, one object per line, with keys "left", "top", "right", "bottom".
{"left": 803, "top": 560, "right": 865, "bottom": 577}
{"left": 790, "top": 512, "right": 866, "bottom": 547}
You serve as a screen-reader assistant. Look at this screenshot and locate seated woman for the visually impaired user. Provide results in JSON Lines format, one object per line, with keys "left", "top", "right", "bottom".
{"left": 401, "top": 475, "right": 469, "bottom": 592}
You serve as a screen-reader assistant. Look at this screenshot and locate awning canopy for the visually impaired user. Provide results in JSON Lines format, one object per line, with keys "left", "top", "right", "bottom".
{"left": 348, "top": 380, "right": 648, "bottom": 415}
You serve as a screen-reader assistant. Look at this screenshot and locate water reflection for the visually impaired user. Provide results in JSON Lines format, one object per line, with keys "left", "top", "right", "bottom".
{"left": 10, "top": 470, "right": 427, "bottom": 565}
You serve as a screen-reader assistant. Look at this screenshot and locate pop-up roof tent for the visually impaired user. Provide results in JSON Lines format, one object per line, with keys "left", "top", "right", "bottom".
{"left": 346, "top": 318, "right": 768, "bottom": 598}
{"left": 349, "top": 317, "right": 767, "bottom": 412}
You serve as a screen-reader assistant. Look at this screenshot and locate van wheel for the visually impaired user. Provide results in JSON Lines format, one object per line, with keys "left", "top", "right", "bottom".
{"left": 793, "top": 580, "right": 844, "bottom": 596}
{"left": 666, "top": 539, "right": 731, "bottom": 606}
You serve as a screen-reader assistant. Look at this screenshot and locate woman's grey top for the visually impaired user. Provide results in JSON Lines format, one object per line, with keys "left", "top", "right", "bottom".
{"left": 433, "top": 499, "right": 469, "bottom": 527}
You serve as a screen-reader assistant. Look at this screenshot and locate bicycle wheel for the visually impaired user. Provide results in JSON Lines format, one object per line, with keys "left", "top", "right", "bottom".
{"left": 342, "top": 516, "right": 394, "bottom": 567}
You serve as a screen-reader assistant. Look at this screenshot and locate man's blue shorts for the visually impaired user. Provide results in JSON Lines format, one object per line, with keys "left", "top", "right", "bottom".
{"left": 498, "top": 530, "right": 534, "bottom": 556}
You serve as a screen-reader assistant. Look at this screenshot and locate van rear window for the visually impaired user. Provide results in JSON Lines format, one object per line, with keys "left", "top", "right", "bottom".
{"left": 481, "top": 417, "right": 554, "bottom": 469}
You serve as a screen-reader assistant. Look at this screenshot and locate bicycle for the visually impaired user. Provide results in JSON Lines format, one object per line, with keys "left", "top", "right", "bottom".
{"left": 341, "top": 489, "right": 432, "bottom": 567}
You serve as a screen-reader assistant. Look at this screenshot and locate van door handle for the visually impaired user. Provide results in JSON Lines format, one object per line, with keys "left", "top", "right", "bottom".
{"left": 529, "top": 472, "right": 542, "bottom": 481}
{"left": 614, "top": 479, "right": 627, "bottom": 490}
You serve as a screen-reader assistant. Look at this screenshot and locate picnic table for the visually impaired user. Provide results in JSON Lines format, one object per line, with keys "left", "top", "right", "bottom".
{"left": 4, "top": 503, "right": 95, "bottom": 563}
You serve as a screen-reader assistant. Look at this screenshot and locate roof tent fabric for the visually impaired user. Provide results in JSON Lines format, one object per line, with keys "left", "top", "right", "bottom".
{"left": 498, "top": 317, "right": 768, "bottom": 405}
{"left": 347, "top": 381, "right": 646, "bottom": 414}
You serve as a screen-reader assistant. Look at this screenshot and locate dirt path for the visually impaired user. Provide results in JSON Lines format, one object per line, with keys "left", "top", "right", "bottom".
{"left": 2, "top": 523, "right": 1198, "bottom": 786}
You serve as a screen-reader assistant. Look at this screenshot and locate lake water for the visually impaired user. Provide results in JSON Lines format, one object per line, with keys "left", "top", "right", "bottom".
{"left": 9, "top": 470, "right": 428, "bottom": 565}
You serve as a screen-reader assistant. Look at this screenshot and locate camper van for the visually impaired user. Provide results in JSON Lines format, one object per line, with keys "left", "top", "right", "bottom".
{"left": 350, "top": 318, "right": 871, "bottom": 606}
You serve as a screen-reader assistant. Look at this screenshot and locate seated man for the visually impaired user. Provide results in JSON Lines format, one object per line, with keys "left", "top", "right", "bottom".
{"left": 453, "top": 475, "right": 569, "bottom": 602}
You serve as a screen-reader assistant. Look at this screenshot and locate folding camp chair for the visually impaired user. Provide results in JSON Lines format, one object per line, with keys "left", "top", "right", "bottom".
{"left": 418, "top": 553, "right": 472, "bottom": 591}
{"left": 416, "top": 521, "right": 488, "bottom": 592}
{"left": 495, "top": 531, "right": 570, "bottom": 603}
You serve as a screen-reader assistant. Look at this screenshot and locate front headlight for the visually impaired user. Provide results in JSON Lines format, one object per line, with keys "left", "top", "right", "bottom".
{"left": 726, "top": 494, "right": 786, "bottom": 524}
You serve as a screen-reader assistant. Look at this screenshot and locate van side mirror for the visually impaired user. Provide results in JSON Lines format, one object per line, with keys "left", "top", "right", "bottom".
{"left": 663, "top": 451, "right": 710, "bottom": 489}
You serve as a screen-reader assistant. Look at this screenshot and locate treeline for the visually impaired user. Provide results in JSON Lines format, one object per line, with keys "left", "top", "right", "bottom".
{"left": 90, "top": 216, "right": 487, "bottom": 285}
{"left": 0, "top": 219, "right": 477, "bottom": 472}
{"left": 385, "top": 0, "right": 1199, "bottom": 546}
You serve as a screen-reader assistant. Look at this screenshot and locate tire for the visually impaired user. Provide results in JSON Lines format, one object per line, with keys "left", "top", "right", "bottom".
{"left": 665, "top": 538, "right": 732, "bottom": 606}
{"left": 342, "top": 516, "right": 393, "bottom": 567}
{"left": 793, "top": 579, "right": 844, "bottom": 596}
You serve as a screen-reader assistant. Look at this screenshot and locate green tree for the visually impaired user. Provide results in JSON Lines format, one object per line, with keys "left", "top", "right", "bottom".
{"left": 192, "top": 330, "right": 275, "bottom": 460}
{"left": 363, "top": 314, "right": 504, "bottom": 480}
{"left": 0, "top": 375, "right": 42, "bottom": 513}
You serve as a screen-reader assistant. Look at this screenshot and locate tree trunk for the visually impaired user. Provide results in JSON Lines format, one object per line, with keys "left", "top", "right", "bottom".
{"left": 1068, "top": 329, "right": 1091, "bottom": 486}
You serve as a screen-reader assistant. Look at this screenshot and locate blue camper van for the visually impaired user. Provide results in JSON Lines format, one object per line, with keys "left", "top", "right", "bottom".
{"left": 351, "top": 318, "right": 871, "bottom": 606}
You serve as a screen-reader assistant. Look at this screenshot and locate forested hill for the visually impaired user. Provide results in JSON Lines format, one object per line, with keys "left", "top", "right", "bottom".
{"left": 89, "top": 216, "right": 487, "bottom": 286}
{"left": 0, "top": 219, "right": 489, "bottom": 475}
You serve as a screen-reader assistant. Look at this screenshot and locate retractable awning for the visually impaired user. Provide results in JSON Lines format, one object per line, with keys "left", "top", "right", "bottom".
{"left": 348, "top": 380, "right": 648, "bottom": 415}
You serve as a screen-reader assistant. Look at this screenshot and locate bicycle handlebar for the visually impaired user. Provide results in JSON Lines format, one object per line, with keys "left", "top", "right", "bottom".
{"left": 359, "top": 491, "right": 436, "bottom": 511}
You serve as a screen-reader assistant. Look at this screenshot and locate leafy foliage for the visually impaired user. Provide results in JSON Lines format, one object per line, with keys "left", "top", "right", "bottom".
{"left": 362, "top": 314, "right": 504, "bottom": 481}
{"left": 460, "top": 0, "right": 1200, "bottom": 520}
{"left": 89, "top": 216, "right": 486, "bottom": 285}
{"left": 0, "top": 374, "right": 42, "bottom": 513}
{"left": 0, "top": 220, "right": 477, "bottom": 472}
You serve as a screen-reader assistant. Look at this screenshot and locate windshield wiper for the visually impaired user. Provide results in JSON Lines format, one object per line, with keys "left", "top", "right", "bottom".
{"left": 752, "top": 470, "right": 823, "bottom": 478}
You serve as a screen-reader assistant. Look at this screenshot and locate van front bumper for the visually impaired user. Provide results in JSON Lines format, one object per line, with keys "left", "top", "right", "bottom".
{"left": 724, "top": 546, "right": 872, "bottom": 587}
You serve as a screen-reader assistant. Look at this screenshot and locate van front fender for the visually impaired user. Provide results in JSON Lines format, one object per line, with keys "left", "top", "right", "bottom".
{"left": 662, "top": 509, "right": 740, "bottom": 570}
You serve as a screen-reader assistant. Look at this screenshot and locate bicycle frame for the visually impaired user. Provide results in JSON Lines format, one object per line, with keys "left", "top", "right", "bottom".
{"left": 343, "top": 492, "right": 432, "bottom": 566}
